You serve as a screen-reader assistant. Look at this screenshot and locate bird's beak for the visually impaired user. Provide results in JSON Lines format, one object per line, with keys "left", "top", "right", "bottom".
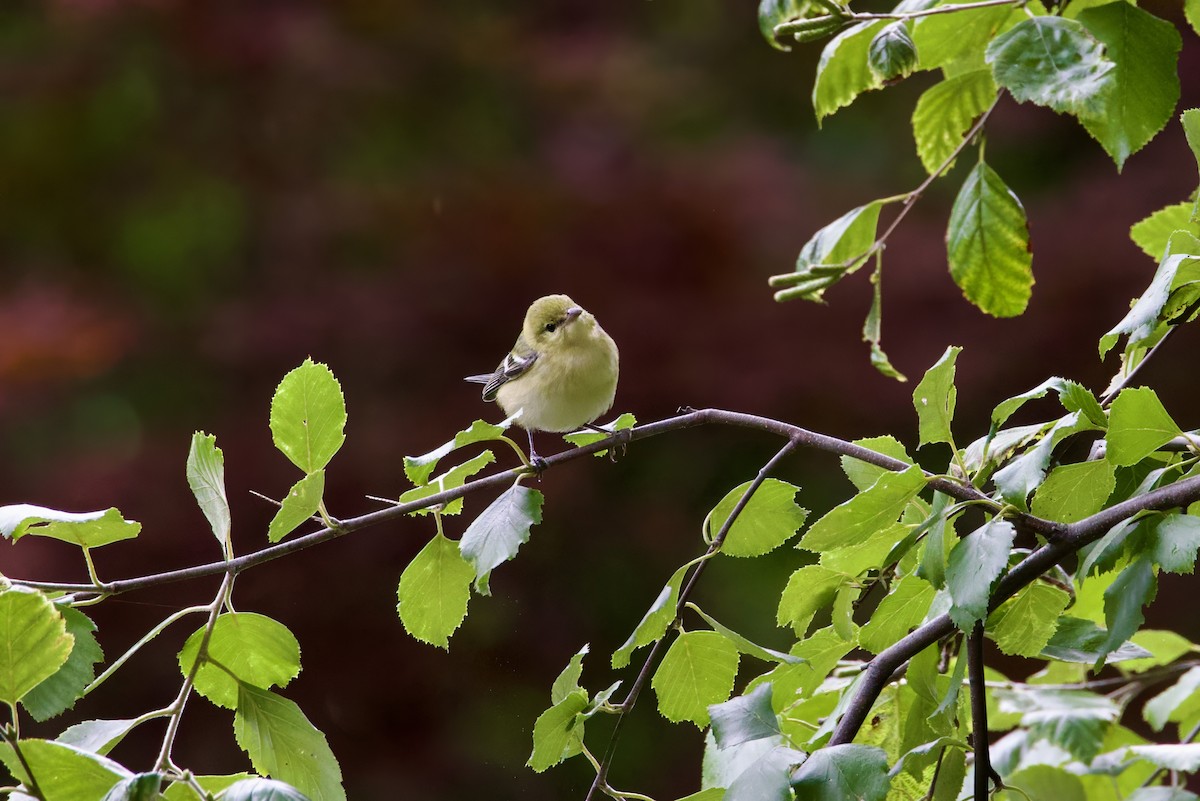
{"left": 566, "top": 306, "right": 584, "bottom": 322}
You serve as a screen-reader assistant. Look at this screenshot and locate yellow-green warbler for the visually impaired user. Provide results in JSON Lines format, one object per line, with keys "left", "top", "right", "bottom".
{"left": 466, "top": 294, "right": 619, "bottom": 462}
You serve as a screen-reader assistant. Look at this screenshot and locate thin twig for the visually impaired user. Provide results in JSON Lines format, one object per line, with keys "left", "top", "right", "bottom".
{"left": 583, "top": 436, "right": 802, "bottom": 801}
{"left": 967, "top": 621, "right": 992, "bottom": 801}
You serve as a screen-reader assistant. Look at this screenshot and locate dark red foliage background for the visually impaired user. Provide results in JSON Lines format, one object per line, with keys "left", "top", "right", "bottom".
{"left": 1, "top": 1, "right": 1198, "bottom": 798}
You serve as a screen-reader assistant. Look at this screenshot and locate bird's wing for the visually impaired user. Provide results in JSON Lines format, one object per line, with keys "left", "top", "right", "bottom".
{"left": 467, "top": 348, "right": 538, "bottom": 402}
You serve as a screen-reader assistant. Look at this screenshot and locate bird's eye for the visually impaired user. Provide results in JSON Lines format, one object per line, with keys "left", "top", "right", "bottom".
{"left": 544, "top": 322, "right": 557, "bottom": 333}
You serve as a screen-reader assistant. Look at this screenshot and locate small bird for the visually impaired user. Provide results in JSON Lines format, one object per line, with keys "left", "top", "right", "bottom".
{"left": 466, "top": 294, "right": 619, "bottom": 465}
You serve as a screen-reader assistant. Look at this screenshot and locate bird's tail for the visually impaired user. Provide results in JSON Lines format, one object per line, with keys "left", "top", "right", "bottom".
{"left": 463, "top": 374, "right": 491, "bottom": 384}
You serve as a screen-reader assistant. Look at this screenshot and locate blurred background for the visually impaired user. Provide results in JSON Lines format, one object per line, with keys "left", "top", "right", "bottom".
{"left": 1, "top": 1, "right": 1198, "bottom": 798}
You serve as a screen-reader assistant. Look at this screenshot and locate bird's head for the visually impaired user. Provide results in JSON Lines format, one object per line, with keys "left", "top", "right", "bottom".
{"left": 523, "top": 294, "right": 593, "bottom": 350}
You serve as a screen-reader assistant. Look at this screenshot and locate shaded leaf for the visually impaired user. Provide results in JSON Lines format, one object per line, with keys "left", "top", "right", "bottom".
{"left": 985, "top": 17, "right": 1114, "bottom": 116}
{"left": 459, "top": 483, "right": 543, "bottom": 595}
{"left": 791, "top": 744, "right": 890, "bottom": 801}
{"left": 710, "top": 683, "right": 781, "bottom": 749}
{"left": 946, "top": 518, "right": 1016, "bottom": 629}
{"left": 24, "top": 606, "right": 103, "bottom": 722}
{"left": 0, "top": 588, "right": 74, "bottom": 707}
{"left": 234, "top": 685, "right": 345, "bottom": 801}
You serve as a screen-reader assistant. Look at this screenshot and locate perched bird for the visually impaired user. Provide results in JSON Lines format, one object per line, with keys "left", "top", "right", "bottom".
{"left": 466, "top": 294, "right": 619, "bottom": 464}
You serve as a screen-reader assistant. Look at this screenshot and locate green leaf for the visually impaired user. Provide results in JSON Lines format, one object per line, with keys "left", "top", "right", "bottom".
{"left": 988, "top": 583, "right": 1070, "bottom": 657}
{"left": 459, "top": 483, "right": 543, "bottom": 595}
{"left": 917, "top": 492, "right": 955, "bottom": 589}
{"left": 1031, "top": 460, "right": 1115, "bottom": 523}
{"left": 802, "top": 465, "right": 926, "bottom": 552}
{"left": 403, "top": 417, "right": 515, "bottom": 485}
{"left": 991, "top": 377, "right": 1106, "bottom": 429}
{"left": 269, "top": 358, "right": 347, "bottom": 474}
{"left": 858, "top": 576, "right": 935, "bottom": 654}
{"left": 688, "top": 605, "right": 801, "bottom": 664}
{"left": 0, "top": 739, "right": 129, "bottom": 801}
{"left": 1131, "top": 203, "right": 1200, "bottom": 260}
{"left": 911, "top": 70, "right": 996, "bottom": 175}
{"left": 612, "top": 564, "right": 690, "bottom": 668}
{"left": 1185, "top": 110, "right": 1200, "bottom": 216}
{"left": 1144, "top": 665, "right": 1200, "bottom": 730}
{"left": 947, "top": 160, "right": 1034, "bottom": 317}
{"left": 946, "top": 518, "right": 1016, "bottom": 629}
{"left": 1187, "top": 0, "right": 1200, "bottom": 36}
{"left": 726, "top": 746, "right": 806, "bottom": 801}
{"left": 868, "top": 21, "right": 917, "bottom": 80}
{"left": 1121, "top": 629, "right": 1195, "bottom": 675}
{"left": 1124, "top": 789, "right": 1199, "bottom": 801}
{"left": 813, "top": 22, "right": 887, "bottom": 122}
{"left": 527, "top": 688, "right": 588, "bottom": 772}
{"left": 398, "top": 451, "right": 496, "bottom": 517}
{"left": 1106, "top": 387, "right": 1181, "bottom": 466}
{"left": 1100, "top": 253, "right": 1200, "bottom": 358}
{"left": 750, "top": 627, "right": 856, "bottom": 705}
{"left": 1003, "top": 765, "right": 1086, "bottom": 801}
{"left": 790, "top": 743, "right": 890, "bottom": 801}
{"left": 702, "top": 728, "right": 782, "bottom": 790}
{"left": 267, "top": 471, "right": 325, "bottom": 543}
{"left": 821, "top": 522, "right": 913, "bottom": 578}
{"left": 994, "top": 413, "right": 1094, "bottom": 506}
{"left": 1128, "top": 744, "right": 1200, "bottom": 772}
{"left": 396, "top": 532, "right": 475, "bottom": 649}
{"left": 1040, "top": 616, "right": 1152, "bottom": 664}
{"left": 234, "top": 685, "right": 345, "bottom": 801}
{"left": 912, "top": 2, "right": 1015, "bottom": 74}
{"left": 996, "top": 687, "right": 1118, "bottom": 761}
{"left": 1100, "top": 557, "right": 1158, "bottom": 665}
{"left": 776, "top": 204, "right": 883, "bottom": 302}
{"left": 56, "top": 719, "right": 140, "bottom": 757}
{"left": 839, "top": 435, "right": 913, "bottom": 492}
{"left": 1152, "top": 514, "right": 1200, "bottom": 574}
{"left": 758, "top": 0, "right": 807, "bottom": 50}
{"left": 777, "top": 565, "right": 851, "bottom": 636}
{"left": 0, "top": 505, "right": 140, "bottom": 548}
{"left": 187, "top": 432, "right": 231, "bottom": 550}
{"left": 161, "top": 774, "right": 254, "bottom": 801}
{"left": 710, "top": 683, "right": 781, "bottom": 749}
{"left": 550, "top": 644, "right": 589, "bottom": 705}
{"left": 1076, "top": 3, "right": 1181, "bottom": 169}
{"left": 710, "top": 479, "right": 808, "bottom": 557}
{"left": 862, "top": 258, "right": 907, "bottom": 382}
{"left": 912, "top": 346, "right": 961, "bottom": 446}
{"left": 0, "top": 588, "right": 74, "bottom": 708}
{"left": 561, "top": 412, "right": 637, "bottom": 456}
{"left": 652, "top": 631, "right": 740, "bottom": 727}
{"left": 985, "top": 17, "right": 1114, "bottom": 116}
{"left": 222, "top": 778, "right": 313, "bottom": 801}
{"left": 100, "top": 773, "right": 162, "bottom": 801}
{"left": 179, "top": 613, "right": 301, "bottom": 709}
{"left": 23, "top": 606, "right": 103, "bottom": 722}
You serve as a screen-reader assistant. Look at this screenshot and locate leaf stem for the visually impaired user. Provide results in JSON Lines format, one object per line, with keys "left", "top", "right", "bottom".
{"left": 84, "top": 605, "right": 210, "bottom": 697}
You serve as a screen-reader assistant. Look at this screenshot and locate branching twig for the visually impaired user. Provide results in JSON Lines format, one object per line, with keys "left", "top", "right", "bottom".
{"left": 583, "top": 436, "right": 802, "bottom": 801}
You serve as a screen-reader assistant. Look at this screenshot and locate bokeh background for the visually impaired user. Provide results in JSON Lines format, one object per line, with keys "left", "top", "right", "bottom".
{"left": 2, "top": 1, "right": 1199, "bottom": 798}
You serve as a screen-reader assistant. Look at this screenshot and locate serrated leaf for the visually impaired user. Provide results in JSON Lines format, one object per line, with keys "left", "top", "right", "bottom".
{"left": 868, "top": 21, "right": 917, "bottom": 80}
{"left": 725, "top": 745, "right": 806, "bottom": 801}
{"left": 985, "top": 17, "right": 1114, "bottom": 116}
{"left": 858, "top": 576, "right": 935, "bottom": 654}
{"left": 403, "top": 416, "right": 515, "bottom": 486}
{"left": 688, "top": 605, "right": 801, "bottom": 664}
{"left": 912, "top": 70, "right": 996, "bottom": 175}
{"left": 561, "top": 412, "right": 637, "bottom": 456}
{"left": 947, "top": 161, "right": 1033, "bottom": 317}
{"left": 749, "top": 627, "right": 856, "bottom": 706}
{"left": 612, "top": 563, "right": 690, "bottom": 668}
{"left": 840, "top": 435, "right": 913, "bottom": 492}
{"left": 0, "top": 588, "right": 74, "bottom": 707}
{"left": 0, "top": 739, "right": 129, "bottom": 801}
{"left": 993, "top": 413, "right": 1093, "bottom": 506}
{"left": 1128, "top": 744, "right": 1200, "bottom": 772}
{"left": 1106, "top": 387, "right": 1181, "bottom": 466}
{"left": 1144, "top": 665, "right": 1200, "bottom": 731}
{"left": 527, "top": 689, "right": 588, "bottom": 772}
{"left": 1099, "top": 557, "right": 1157, "bottom": 666}
{"left": 1040, "top": 616, "right": 1152, "bottom": 664}
{"left": 913, "top": 346, "right": 960, "bottom": 446}
{"left": 1004, "top": 765, "right": 1085, "bottom": 801}
{"left": 996, "top": 687, "right": 1118, "bottom": 761}
{"left": 946, "top": 518, "right": 1016, "bottom": 629}
{"left": 1076, "top": 3, "right": 1181, "bottom": 169}
{"left": 991, "top": 377, "right": 1105, "bottom": 429}
{"left": 269, "top": 358, "right": 347, "bottom": 474}
{"left": 396, "top": 532, "right": 474, "bottom": 649}
{"left": 550, "top": 644, "right": 589, "bottom": 705}
{"left": 1131, "top": 203, "right": 1200, "bottom": 260}
{"left": 56, "top": 719, "right": 140, "bottom": 756}
{"left": 1030, "top": 460, "right": 1115, "bottom": 523}
{"left": 822, "top": 522, "right": 913, "bottom": 578}
{"left": 791, "top": 743, "right": 890, "bottom": 801}
{"left": 1121, "top": 629, "right": 1195, "bottom": 675}
{"left": 187, "top": 432, "right": 231, "bottom": 550}
{"left": 267, "top": 471, "right": 325, "bottom": 543}
{"left": 1151, "top": 514, "right": 1200, "bottom": 574}
{"left": 917, "top": 492, "right": 955, "bottom": 589}
{"left": 813, "top": 22, "right": 888, "bottom": 122}
{"left": 222, "top": 778, "right": 313, "bottom": 801}
{"left": 179, "top": 613, "right": 301, "bottom": 709}
{"left": 0, "top": 505, "right": 140, "bottom": 548}
{"left": 802, "top": 465, "right": 926, "bottom": 552}
{"left": 988, "top": 583, "right": 1070, "bottom": 657}
{"left": 652, "top": 631, "right": 740, "bottom": 727}
{"left": 913, "top": 2, "right": 1015, "bottom": 74}
{"left": 1185, "top": 110, "right": 1200, "bottom": 216}
{"left": 100, "top": 773, "right": 162, "bottom": 801}
{"left": 710, "top": 683, "right": 781, "bottom": 749}
{"left": 234, "top": 685, "right": 345, "bottom": 801}
{"left": 398, "top": 450, "right": 496, "bottom": 517}
{"left": 710, "top": 479, "right": 808, "bottom": 557}
{"left": 459, "top": 483, "right": 543, "bottom": 595}
{"left": 777, "top": 565, "right": 851, "bottom": 636}
{"left": 23, "top": 606, "right": 103, "bottom": 722}
{"left": 161, "top": 774, "right": 252, "bottom": 801}
{"left": 1100, "top": 253, "right": 1200, "bottom": 358}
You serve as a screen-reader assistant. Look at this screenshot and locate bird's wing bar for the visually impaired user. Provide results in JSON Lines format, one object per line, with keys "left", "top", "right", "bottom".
{"left": 477, "top": 350, "right": 537, "bottom": 401}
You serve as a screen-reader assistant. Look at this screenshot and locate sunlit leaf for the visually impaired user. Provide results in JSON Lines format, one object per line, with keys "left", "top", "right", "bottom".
{"left": 397, "top": 532, "right": 475, "bottom": 649}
